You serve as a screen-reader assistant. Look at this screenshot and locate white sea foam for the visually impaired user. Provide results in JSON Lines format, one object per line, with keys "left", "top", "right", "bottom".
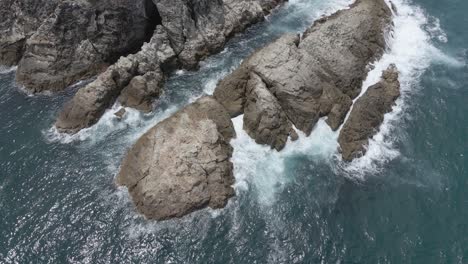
{"left": 45, "top": 104, "right": 177, "bottom": 144}
{"left": 0, "top": 65, "right": 17, "bottom": 74}
{"left": 231, "top": 116, "right": 338, "bottom": 205}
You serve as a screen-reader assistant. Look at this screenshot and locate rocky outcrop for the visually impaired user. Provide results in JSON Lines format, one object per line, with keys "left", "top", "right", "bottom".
{"left": 55, "top": 26, "right": 175, "bottom": 133}
{"left": 0, "top": 0, "right": 60, "bottom": 66}
{"left": 215, "top": 0, "right": 392, "bottom": 149}
{"left": 115, "top": 0, "right": 395, "bottom": 221}
{"left": 54, "top": 0, "right": 286, "bottom": 133}
{"left": 338, "top": 65, "right": 401, "bottom": 161}
{"left": 117, "top": 96, "right": 236, "bottom": 220}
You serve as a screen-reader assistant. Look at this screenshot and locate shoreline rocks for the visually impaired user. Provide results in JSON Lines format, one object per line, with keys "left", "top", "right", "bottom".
{"left": 118, "top": 0, "right": 395, "bottom": 220}
{"left": 117, "top": 96, "right": 236, "bottom": 220}
{"left": 338, "top": 65, "right": 401, "bottom": 161}
{"left": 54, "top": 0, "right": 287, "bottom": 133}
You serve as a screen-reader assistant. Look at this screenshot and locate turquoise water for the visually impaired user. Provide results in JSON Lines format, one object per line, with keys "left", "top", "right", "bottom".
{"left": 0, "top": 0, "right": 467, "bottom": 263}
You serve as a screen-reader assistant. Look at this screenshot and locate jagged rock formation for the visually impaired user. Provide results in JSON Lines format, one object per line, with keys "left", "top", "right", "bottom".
{"left": 118, "top": 0, "right": 395, "bottom": 220}
{"left": 54, "top": 0, "right": 286, "bottom": 133}
{"left": 215, "top": 0, "right": 392, "bottom": 149}
{"left": 117, "top": 96, "right": 236, "bottom": 220}
{"left": 0, "top": 0, "right": 60, "bottom": 66}
{"left": 338, "top": 65, "right": 401, "bottom": 161}
{"left": 55, "top": 26, "right": 175, "bottom": 133}
{"left": 5, "top": 0, "right": 154, "bottom": 93}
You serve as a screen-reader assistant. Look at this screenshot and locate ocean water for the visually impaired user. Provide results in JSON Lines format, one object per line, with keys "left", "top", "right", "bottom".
{"left": 0, "top": 0, "right": 467, "bottom": 263}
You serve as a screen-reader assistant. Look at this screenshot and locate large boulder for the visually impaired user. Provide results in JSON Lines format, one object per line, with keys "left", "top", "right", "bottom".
{"left": 214, "top": 0, "right": 392, "bottom": 149}
{"left": 338, "top": 65, "right": 401, "bottom": 161}
{"left": 117, "top": 96, "right": 236, "bottom": 220}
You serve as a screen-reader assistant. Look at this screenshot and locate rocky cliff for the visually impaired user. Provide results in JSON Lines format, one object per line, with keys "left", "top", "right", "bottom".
{"left": 50, "top": 0, "right": 285, "bottom": 133}
{"left": 117, "top": 0, "right": 394, "bottom": 220}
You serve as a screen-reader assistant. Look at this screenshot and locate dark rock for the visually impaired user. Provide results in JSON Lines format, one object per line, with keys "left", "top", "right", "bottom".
{"left": 114, "top": 108, "right": 126, "bottom": 119}
{"left": 55, "top": 26, "right": 175, "bottom": 133}
{"left": 213, "top": 66, "right": 250, "bottom": 117}
{"left": 118, "top": 69, "right": 164, "bottom": 112}
{"left": 14, "top": 0, "right": 152, "bottom": 93}
{"left": 117, "top": 96, "right": 236, "bottom": 220}
{"left": 338, "top": 64, "right": 400, "bottom": 161}
{"left": 0, "top": 0, "right": 60, "bottom": 66}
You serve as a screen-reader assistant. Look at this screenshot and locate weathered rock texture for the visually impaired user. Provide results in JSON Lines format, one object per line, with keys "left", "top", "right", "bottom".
{"left": 338, "top": 65, "right": 400, "bottom": 161}
{"left": 214, "top": 0, "right": 392, "bottom": 150}
{"left": 0, "top": 0, "right": 60, "bottom": 66}
{"left": 117, "top": 96, "right": 236, "bottom": 220}
{"left": 9, "top": 0, "right": 154, "bottom": 93}
{"left": 53, "top": 0, "right": 286, "bottom": 133}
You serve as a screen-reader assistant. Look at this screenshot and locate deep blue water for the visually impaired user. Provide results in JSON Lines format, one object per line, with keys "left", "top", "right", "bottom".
{"left": 0, "top": 0, "right": 467, "bottom": 263}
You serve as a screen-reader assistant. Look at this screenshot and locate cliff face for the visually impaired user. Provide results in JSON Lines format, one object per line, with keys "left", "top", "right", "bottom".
{"left": 54, "top": 0, "right": 286, "bottom": 133}
{"left": 117, "top": 0, "right": 394, "bottom": 221}
{"left": 1, "top": 0, "right": 152, "bottom": 93}
{"left": 0, "top": 0, "right": 60, "bottom": 66}
{"left": 0, "top": 0, "right": 284, "bottom": 94}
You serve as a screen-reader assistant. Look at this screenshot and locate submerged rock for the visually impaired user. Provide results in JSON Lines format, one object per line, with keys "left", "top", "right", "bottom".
{"left": 114, "top": 108, "right": 126, "bottom": 120}
{"left": 117, "top": 96, "right": 236, "bottom": 220}
{"left": 55, "top": 0, "right": 286, "bottom": 133}
{"left": 214, "top": 0, "right": 392, "bottom": 149}
{"left": 338, "top": 65, "right": 401, "bottom": 161}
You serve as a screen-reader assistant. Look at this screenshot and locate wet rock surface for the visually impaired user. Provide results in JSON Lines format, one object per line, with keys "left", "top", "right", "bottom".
{"left": 117, "top": 96, "right": 236, "bottom": 220}
{"left": 338, "top": 65, "right": 401, "bottom": 161}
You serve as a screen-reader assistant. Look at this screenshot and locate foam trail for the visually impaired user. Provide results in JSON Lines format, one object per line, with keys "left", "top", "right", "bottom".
{"left": 338, "top": 0, "right": 465, "bottom": 178}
